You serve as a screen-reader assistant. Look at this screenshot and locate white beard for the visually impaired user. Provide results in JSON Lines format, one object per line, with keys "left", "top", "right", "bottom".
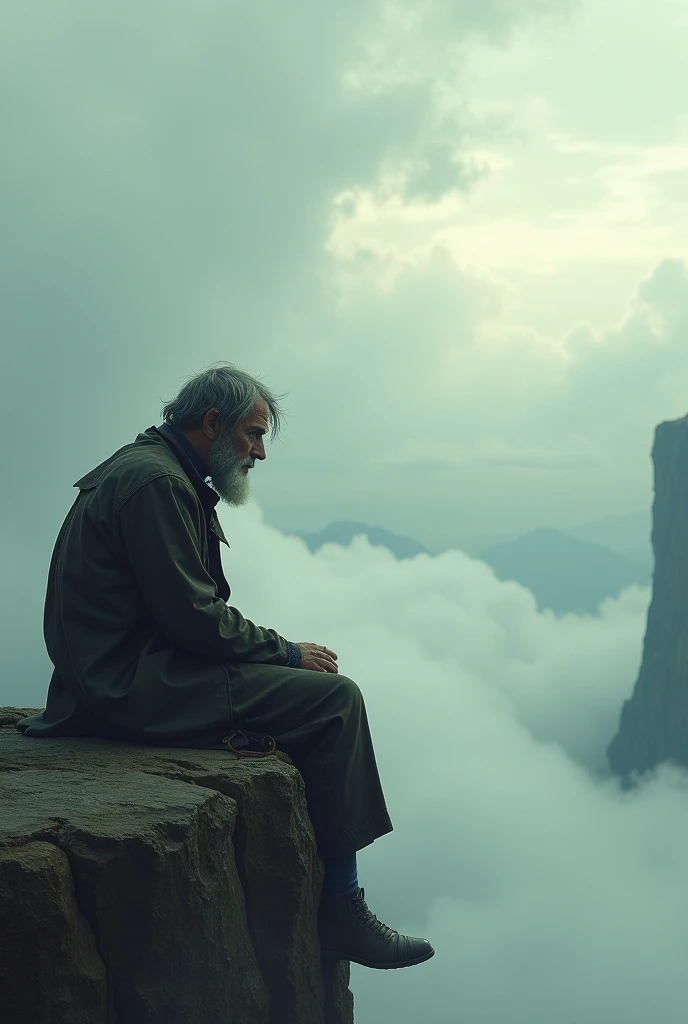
{"left": 205, "top": 431, "right": 253, "bottom": 506}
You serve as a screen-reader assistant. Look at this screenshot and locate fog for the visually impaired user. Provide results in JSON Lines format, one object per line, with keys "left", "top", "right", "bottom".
{"left": 4, "top": 0, "right": 688, "bottom": 1018}
{"left": 8, "top": 496, "right": 682, "bottom": 1021}
{"left": 209, "top": 506, "right": 684, "bottom": 1023}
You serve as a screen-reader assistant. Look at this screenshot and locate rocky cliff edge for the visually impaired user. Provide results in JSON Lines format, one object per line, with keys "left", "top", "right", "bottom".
{"left": 607, "top": 416, "right": 688, "bottom": 780}
{"left": 0, "top": 707, "right": 353, "bottom": 1024}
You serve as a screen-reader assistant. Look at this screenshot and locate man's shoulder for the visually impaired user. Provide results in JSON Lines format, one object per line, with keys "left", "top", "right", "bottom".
{"left": 73, "top": 429, "right": 193, "bottom": 507}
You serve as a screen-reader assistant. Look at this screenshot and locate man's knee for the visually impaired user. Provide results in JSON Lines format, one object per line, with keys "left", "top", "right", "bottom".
{"left": 336, "top": 674, "right": 362, "bottom": 703}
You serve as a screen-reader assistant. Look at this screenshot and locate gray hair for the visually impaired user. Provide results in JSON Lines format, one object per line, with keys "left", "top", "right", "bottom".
{"left": 160, "top": 361, "right": 286, "bottom": 440}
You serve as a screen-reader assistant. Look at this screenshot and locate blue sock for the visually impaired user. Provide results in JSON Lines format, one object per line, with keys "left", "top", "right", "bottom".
{"left": 321, "top": 852, "right": 359, "bottom": 898}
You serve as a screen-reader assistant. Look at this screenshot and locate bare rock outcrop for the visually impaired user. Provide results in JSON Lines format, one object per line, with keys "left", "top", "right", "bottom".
{"left": 0, "top": 709, "right": 354, "bottom": 1024}
{"left": 0, "top": 841, "right": 108, "bottom": 1023}
{"left": 607, "top": 416, "right": 688, "bottom": 779}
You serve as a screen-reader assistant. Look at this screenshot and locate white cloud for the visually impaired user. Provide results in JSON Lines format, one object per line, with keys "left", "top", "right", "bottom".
{"left": 259, "top": 245, "right": 688, "bottom": 551}
{"left": 328, "top": 132, "right": 688, "bottom": 281}
{"left": 213, "top": 502, "right": 688, "bottom": 1023}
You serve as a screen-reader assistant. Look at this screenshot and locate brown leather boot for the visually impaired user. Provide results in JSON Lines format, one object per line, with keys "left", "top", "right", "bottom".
{"left": 318, "top": 887, "right": 435, "bottom": 969}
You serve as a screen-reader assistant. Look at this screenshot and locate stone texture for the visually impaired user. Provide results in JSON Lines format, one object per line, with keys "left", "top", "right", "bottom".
{"left": 607, "top": 416, "right": 688, "bottom": 780}
{"left": 0, "top": 711, "right": 353, "bottom": 1024}
{"left": 0, "top": 841, "right": 108, "bottom": 1023}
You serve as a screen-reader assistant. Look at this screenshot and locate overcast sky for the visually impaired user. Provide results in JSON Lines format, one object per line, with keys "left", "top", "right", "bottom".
{"left": 4, "top": 0, "right": 688, "bottom": 553}
{"left": 4, "top": 0, "right": 688, "bottom": 1019}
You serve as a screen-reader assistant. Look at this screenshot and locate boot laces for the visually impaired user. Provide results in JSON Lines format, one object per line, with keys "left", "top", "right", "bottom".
{"left": 350, "top": 888, "right": 396, "bottom": 941}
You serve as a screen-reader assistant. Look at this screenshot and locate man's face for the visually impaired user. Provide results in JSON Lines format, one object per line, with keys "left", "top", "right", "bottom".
{"left": 205, "top": 398, "right": 269, "bottom": 506}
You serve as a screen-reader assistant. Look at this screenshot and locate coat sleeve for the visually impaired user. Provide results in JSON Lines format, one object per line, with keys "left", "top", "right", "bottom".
{"left": 116, "top": 473, "right": 293, "bottom": 665}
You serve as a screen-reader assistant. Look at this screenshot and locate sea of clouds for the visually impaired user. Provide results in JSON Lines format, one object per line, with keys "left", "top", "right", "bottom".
{"left": 222, "top": 503, "right": 688, "bottom": 1024}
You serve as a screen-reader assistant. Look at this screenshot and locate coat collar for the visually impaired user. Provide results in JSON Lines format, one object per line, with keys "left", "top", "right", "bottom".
{"left": 148, "top": 426, "right": 229, "bottom": 546}
{"left": 72, "top": 426, "right": 229, "bottom": 547}
{"left": 156, "top": 422, "right": 207, "bottom": 481}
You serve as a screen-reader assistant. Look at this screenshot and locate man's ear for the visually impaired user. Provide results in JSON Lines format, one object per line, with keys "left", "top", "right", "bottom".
{"left": 204, "top": 408, "right": 222, "bottom": 440}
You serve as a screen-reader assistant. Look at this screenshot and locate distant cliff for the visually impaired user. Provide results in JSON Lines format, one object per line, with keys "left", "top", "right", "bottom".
{"left": 608, "top": 416, "right": 688, "bottom": 779}
{"left": 0, "top": 709, "right": 353, "bottom": 1024}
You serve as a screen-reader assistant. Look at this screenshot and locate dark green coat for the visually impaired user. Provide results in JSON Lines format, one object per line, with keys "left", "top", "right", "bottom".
{"left": 17, "top": 426, "right": 300, "bottom": 745}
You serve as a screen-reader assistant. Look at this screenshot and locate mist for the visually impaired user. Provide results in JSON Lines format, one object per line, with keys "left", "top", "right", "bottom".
{"left": 4, "top": 0, "right": 688, "bottom": 1018}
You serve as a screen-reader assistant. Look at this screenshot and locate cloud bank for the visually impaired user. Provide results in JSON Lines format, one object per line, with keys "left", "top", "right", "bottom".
{"left": 7, "top": 489, "right": 687, "bottom": 1022}
{"left": 205, "top": 504, "right": 685, "bottom": 1024}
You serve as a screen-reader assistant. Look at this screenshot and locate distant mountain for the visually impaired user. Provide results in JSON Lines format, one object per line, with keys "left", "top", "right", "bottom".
{"left": 292, "top": 520, "right": 431, "bottom": 560}
{"left": 477, "top": 527, "right": 651, "bottom": 615}
{"left": 462, "top": 509, "right": 654, "bottom": 566}
{"left": 565, "top": 509, "right": 653, "bottom": 572}
{"left": 290, "top": 518, "right": 651, "bottom": 614}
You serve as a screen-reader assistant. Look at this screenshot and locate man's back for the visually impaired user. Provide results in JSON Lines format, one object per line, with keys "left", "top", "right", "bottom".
{"left": 17, "top": 426, "right": 290, "bottom": 745}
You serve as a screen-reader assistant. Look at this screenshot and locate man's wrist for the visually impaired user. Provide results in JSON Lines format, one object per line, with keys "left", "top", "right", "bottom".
{"left": 284, "top": 640, "right": 303, "bottom": 668}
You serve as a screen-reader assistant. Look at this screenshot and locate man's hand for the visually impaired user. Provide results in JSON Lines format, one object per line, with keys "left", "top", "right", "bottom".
{"left": 296, "top": 643, "right": 339, "bottom": 673}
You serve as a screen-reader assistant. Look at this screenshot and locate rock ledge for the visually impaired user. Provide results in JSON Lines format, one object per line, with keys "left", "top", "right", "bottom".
{"left": 0, "top": 708, "right": 353, "bottom": 1024}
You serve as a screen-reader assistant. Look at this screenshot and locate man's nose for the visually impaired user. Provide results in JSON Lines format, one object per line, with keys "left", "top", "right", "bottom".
{"left": 251, "top": 439, "right": 266, "bottom": 460}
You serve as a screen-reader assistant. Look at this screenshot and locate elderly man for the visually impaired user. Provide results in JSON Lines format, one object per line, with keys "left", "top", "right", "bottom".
{"left": 17, "top": 362, "right": 435, "bottom": 971}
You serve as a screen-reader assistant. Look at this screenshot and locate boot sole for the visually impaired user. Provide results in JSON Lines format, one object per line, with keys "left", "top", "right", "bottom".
{"left": 320, "top": 947, "right": 435, "bottom": 969}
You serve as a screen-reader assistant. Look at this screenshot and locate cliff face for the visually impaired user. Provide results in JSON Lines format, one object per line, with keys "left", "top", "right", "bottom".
{"left": 0, "top": 709, "right": 353, "bottom": 1024}
{"left": 607, "top": 416, "right": 688, "bottom": 779}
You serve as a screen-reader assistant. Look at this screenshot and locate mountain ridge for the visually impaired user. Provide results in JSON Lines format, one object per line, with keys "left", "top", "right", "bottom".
{"left": 289, "top": 519, "right": 651, "bottom": 615}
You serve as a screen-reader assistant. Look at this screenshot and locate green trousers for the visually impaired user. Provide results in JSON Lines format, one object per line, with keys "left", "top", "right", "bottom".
{"left": 204, "top": 665, "right": 394, "bottom": 860}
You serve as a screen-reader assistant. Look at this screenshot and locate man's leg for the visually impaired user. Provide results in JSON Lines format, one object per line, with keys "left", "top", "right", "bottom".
{"left": 224, "top": 663, "right": 393, "bottom": 859}
{"left": 222, "top": 662, "right": 435, "bottom": 970}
